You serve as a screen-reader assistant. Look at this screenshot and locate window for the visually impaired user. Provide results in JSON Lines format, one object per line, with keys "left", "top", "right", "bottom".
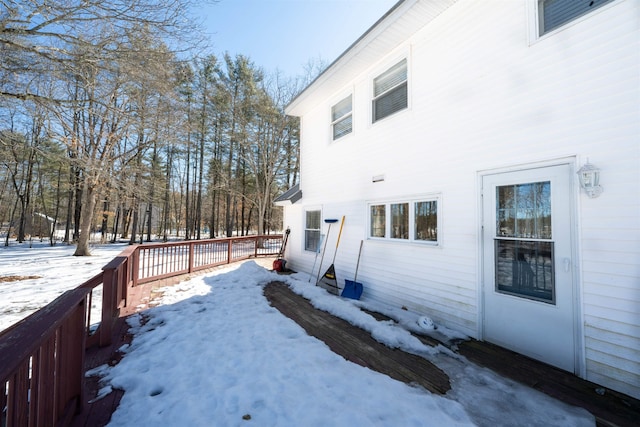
{"left": 370, "top": 205, "right": 386, "bottom": 238}
{"left": 368, "top": 197, "right": 439, "bottom": 244}
{"left": 305, "top": 210, "right": 321, "bottom": 252}
{"left": 372, "top": 59, "right": 407, "bottom": 123}
{"left": 538, "top": 0, "right": 615, "bottom": 35}
{"left": 415, "top": 201, "right": 438, "bottom": 242}
{"left": 331, "top": 95, "right": 352, "bottom": 140}
{"left": 495, "top": 182, "right": 554, "bottom": 303}
{"left": 391, "top": 203, "right": 409, "bottom": 239}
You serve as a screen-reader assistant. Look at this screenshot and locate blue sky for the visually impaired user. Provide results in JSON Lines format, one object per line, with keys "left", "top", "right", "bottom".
{"left": 197, "top": 0, "right": 398, "bottom": 78}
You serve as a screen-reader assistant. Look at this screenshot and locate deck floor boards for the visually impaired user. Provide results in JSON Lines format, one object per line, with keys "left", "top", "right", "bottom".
{"left": 265, "top": 281, "right": 640, "bottom": 427}
{"left": 71, "top": 278, "right": 640, "bottom": 427}
{"left": 457, "top": 339, "right": 640, "bottom": 427}
{"left": 264, "top": 281, "right": 451, "bottom": 395}
{"left": 70, "top": 317, "right": 130, "bottom": 427}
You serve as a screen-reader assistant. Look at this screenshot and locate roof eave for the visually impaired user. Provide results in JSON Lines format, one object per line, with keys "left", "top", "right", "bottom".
{"left": 285, "top": 0, "right": 411, "bottom": 117}
{"left": 274, "top": 183, "right": 303, "bottom": 206}
{"left": 286, "top": 0, "right": 458, "bottom": 117}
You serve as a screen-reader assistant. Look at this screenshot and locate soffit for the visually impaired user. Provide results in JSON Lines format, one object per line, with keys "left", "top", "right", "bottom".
{"left": 286, "top": 0, "right": 457, "bottom": 116}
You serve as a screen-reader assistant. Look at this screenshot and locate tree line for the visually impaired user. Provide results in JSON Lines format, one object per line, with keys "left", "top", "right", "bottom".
{"left": 0, "top": 0, "right": 317, "bottom": 255}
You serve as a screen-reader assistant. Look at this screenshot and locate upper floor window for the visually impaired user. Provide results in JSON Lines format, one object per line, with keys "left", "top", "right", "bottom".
{"left": 538, "top": 0, "right": 615, "bottom": 35}
{"left": 331, "top": 95, "right": 353, "bottom": 140}
{"left": 372, "top": 59, "right": 407, "bottom": 123}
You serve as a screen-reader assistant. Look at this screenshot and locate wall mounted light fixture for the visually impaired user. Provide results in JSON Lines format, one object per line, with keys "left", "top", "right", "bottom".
{"left": 577, "top": 160, "right": 603, "bottom": 198}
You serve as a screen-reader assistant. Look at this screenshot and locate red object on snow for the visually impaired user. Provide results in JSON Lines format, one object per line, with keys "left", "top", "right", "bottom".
{"left": 273, "top": 259, "right": 286, "bottom": 272}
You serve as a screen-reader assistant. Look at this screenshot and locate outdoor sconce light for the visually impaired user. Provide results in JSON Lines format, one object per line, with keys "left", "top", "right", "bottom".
{"left": 577, "top": 160, "right": 603, "bottom": 198}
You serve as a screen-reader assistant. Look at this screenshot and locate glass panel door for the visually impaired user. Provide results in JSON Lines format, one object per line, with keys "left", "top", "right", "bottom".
{"left": 482, "top": 164, "right": 576, "bottom": 373}
{"left": 494, "top": 181, "right": 555, "bottom": 303}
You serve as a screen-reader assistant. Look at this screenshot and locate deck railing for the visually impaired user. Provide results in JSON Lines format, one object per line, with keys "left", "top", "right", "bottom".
{"left": 0, "top": 235, "right": 282, "bottom": 427}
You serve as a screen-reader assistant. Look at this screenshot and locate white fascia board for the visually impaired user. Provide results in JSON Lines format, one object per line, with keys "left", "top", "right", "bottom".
{"left": 285, "top": 0, "right": 415, "bottom": 117}
{"left": 286, "top": 0, "right": 458, "bottom": 117}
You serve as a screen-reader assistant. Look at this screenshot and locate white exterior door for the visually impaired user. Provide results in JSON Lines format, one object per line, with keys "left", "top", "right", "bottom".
{"left": 482, "top": 164, "right": 576, "bottom": 372}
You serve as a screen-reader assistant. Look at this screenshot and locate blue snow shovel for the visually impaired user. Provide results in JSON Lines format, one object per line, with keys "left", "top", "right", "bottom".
{"left": 342, "top": 240, "right": 363, "bottom": 300}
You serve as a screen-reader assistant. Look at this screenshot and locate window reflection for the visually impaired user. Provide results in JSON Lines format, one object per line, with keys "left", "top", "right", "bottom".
{"left": 370, "top": 205, "right": 386, "bottom": 238}
{"left": 495, "top": 240, "right": 554, "bottom": 303}
{"left": 391, "top": 203, "right": 409, "bottom": 239}
{"left": 415, "top": 201, "right": 437, "bottom": 241}
{"left": 496, "top": 182, "right": 551, "bottom": 239}
{"left": 305, "top": 210, "right": 321, "bottom": 252}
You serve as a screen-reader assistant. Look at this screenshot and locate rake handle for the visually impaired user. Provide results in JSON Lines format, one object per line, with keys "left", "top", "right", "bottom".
{"left": 335, "top": 216, "right": 345, "bottom": 249}
{"left": 331, "top": 216, "right": 345, "bottom": 264}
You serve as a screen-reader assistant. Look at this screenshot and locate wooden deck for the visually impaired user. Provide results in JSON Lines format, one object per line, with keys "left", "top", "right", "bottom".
{"left": 70, "top": 317, "right": 129, "bottom": 427}
{"left": 264, "top": 281, "right": 639, "bottom": 427}
{"left": 264, "top": 281, "right": 451, "bottom": 395}
{"left": 457, "top": 340, "right": 640, "bottom": 427}
{"left": 71, "top": 279, "right": 639, "bottom": 427}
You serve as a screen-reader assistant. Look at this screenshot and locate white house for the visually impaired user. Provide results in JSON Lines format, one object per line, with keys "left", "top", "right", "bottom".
{"left": 279, "top": 0, "right": 639, "bottom": 399}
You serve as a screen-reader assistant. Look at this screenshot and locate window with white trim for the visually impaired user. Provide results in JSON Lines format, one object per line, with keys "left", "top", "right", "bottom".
{"left": 331, "top": 95, "right": 352, "bottom": 140}
{"left": 305, "top": 210, "right": 321, "bottom": 252}
{"left": 538, "top": 0, "right": 615, "bottom": 35}
{"left": 368, "top": 196, "right": 439, "bottom": 244}
{"left": 391, "top": 203, "right": 409, "bottom": 239}
{"left": 415, "top": 200, "right": 438, "bottom": 242}
{"left": 370, "top": 204, "right": 386, "bottom": 238}
{"left": 372, "top": 59, "right": 407, "bottom": 123}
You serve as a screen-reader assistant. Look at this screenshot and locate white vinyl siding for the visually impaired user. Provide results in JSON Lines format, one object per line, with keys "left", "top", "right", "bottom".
{"left": 331, "top": 95, "right": 353, "bottom": 140}
{"left": 285, "top": 0, "right": 638, "bottom": 399}
{"left": 372, "top": 59, "right": 407, "bottom": 122}
{"left": 539, "top": 0, "right": 616, "bottom": 35}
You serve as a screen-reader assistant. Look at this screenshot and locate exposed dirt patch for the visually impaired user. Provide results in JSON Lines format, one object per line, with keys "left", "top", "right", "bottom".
{"left": 0, "top": 275, "right": 42, "bottom": 283}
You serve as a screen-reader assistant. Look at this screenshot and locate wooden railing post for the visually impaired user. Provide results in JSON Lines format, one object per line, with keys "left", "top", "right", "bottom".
{"left": 119, "top": 260, "right": 127, "bottom": 308}
{"left": 227, "top": 239, "right": 233, "bottom": 264}
{"left": 131, "top": 247, "right": 140, "bottom": 287}
{"left": 100, "top": 267, "right": 115, "bottom": 347}
{"left": 57, "top": 300, "right": 86, "bottom": 422}
{"left": 188, "top": 242, "right": 195, "bottom": 273}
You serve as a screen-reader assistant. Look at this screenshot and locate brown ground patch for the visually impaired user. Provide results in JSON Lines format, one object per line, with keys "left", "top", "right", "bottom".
{"left": 0, "top": 275, "right": 42, "bottom": 282}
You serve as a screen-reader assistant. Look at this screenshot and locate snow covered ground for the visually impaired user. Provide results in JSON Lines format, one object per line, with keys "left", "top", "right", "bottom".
{"left": 1, "top": 243, "right": 595, "bottom": 426}
{"left": 0, "top": 240, "right": 128, "bottom": 332}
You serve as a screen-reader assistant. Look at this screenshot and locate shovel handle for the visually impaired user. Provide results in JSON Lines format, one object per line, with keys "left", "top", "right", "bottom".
{"left": 354, "top": 240, "right": 363, "bottom": 282}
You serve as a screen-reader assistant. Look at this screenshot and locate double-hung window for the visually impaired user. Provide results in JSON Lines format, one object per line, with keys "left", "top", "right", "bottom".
{"left": 538, "top": 0, "right": 615, "bottom": 35}
{"left": 305, "top": 210, "right": 321, "bottom": 252}
{"left": 372, "top": 59, "right": 408, "bottom": 123}
{"left": 331, "top": 95, "right": 352, "bottom": 140}
{"left": 369, "top": 196, "right": 439, "bottom": 244}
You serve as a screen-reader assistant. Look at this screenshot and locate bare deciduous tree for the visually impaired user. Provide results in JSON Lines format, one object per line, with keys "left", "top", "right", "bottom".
{"left": 1, "top": 0, "right": 206, "bottom": 102}
{"left": 1, "top": 0, "right": 208, "bottom": 255}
